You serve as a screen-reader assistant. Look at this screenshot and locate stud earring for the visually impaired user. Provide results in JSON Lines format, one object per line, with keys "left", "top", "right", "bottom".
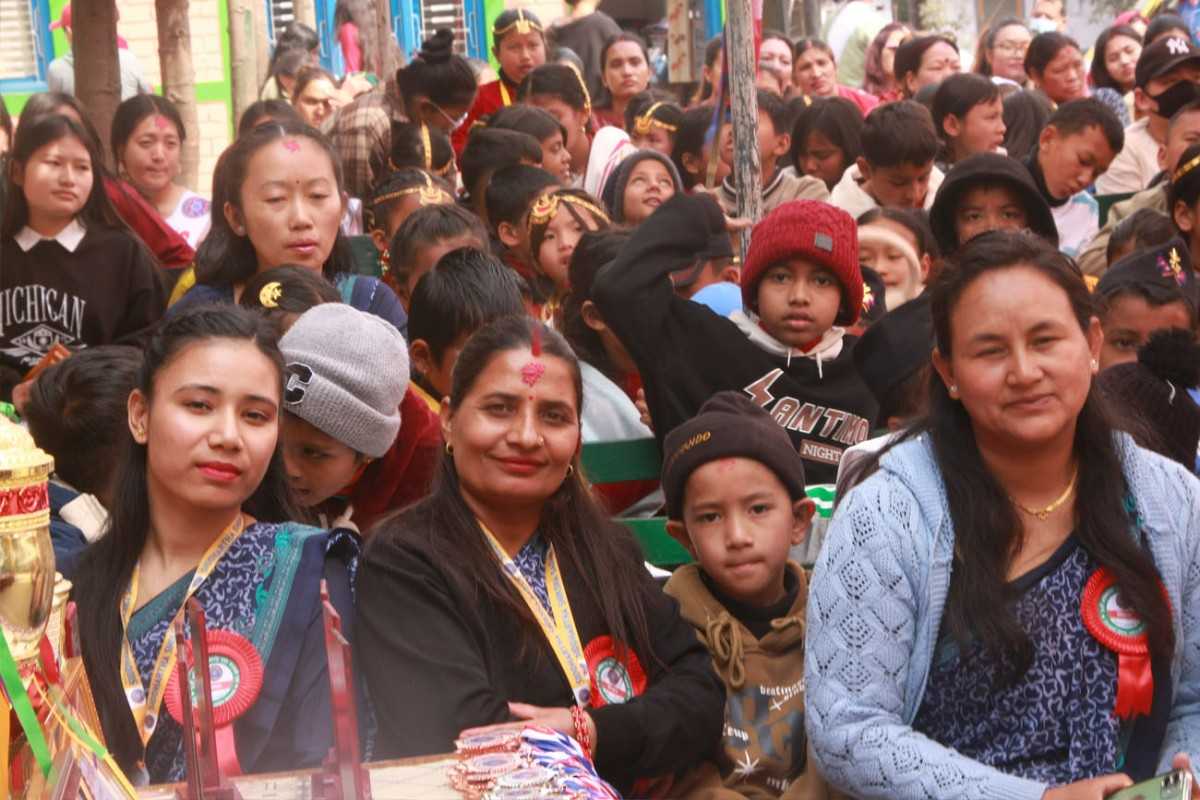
{"left": 949, "top": 384, "right": 959, "bottom": 397}
{"left": 1090, "top": 358, "right": 1099, "bottom": 372}
{"left": 445, "top": 443, "right": 454, "bottom": 455}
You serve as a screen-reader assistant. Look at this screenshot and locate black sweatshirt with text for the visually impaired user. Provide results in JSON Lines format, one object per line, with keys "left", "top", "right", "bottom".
{"left": 592, "top": 193, "right": 878, "bottom": 486}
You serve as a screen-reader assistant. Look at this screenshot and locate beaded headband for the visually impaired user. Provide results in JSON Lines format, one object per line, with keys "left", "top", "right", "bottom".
{"left": 632, "top": 102, "right": 678, "bottom": 137}
{"left": 494, "top": 9, "right": 543, "bottom": 38}
{"left": 374, "top": 173, "right": 452, "bottom": 207}
{"left": 1175, "top": 152, "right": 1200, "bottom": 183}
{"left": 526, "top": 191, "right": 609, "bottom": 234}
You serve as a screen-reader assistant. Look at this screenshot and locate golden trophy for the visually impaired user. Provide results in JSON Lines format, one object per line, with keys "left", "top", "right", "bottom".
{"left": 0, "top": 415, "right": 55, "bottom": 666}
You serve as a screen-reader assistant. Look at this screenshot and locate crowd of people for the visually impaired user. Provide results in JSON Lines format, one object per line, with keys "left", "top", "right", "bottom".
{"left": 2, "top": 0, "right": 1200, "bottom": 796}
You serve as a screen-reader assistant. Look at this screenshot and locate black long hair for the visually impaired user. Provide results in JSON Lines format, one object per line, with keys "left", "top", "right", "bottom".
{"left": 1, "top": 114, "right": 126, "bottom": 238}
{"left": 1091, "top": 25, "right": 1143, "bottom": 92}
{"left": 595, "top": 32, "right": 651, "bottom": 111}
{"left": 843, "top": 231, "right": 1175, "bottom": 679}
{"left": 370, "top": 316, "right": 657, "bottom": 666}
{"left": 562, "top": 229, "right": 631, "bottom": 381}
{"left": 195, "top": 121, "right": 355, "bottom": 287}
{"left": 111, "top": 93, "right": 186, "bottom": 168}
{"left": 71, "top": 306, "right": 298, "bottom": 771}
{"left": 396, "top": 29, "right": 478, "bottom": 112}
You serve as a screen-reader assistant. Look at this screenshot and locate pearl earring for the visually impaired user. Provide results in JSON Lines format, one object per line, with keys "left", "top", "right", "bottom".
{"left": 949, "top": 384, "right": 959, "bottom": 397}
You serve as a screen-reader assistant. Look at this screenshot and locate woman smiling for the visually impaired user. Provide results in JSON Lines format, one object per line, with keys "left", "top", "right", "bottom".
{"left": 806, "top": 231, "right": 1200, "bottom": 799}
{"left": 356, "top": 317, "right": 724, "bottom": 795}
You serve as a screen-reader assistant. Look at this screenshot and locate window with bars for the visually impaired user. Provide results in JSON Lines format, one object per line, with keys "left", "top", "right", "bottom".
{"left": 393, "top": 0, "right": 485, "bottom": 61}
{"left": 0, "top": 0, "right": 40, "bottom": 82}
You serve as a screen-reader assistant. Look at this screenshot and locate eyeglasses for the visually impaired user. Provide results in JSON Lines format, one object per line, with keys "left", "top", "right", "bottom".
{"left": 994, "top": 41, "right": 1031, "bottom": 56}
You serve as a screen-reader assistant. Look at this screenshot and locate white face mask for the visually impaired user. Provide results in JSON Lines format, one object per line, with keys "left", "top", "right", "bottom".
{"left": 1029, "top": 16, "right": 1058, "bottom": 34}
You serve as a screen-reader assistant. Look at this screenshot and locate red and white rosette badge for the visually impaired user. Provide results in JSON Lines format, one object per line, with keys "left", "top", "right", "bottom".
{"left": 584, "top": 635, "right": 647, "bottom": 708}
{"left": 1081, "top": 567, "right": 1157, "bottom": 719}
{"left": 165, "top": 629, "right": 264, "bottom": 775}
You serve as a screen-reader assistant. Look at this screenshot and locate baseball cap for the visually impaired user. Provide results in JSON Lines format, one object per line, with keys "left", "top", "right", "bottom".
{"left": 1135, "top": 34, "right": 1200, "bottom": 89}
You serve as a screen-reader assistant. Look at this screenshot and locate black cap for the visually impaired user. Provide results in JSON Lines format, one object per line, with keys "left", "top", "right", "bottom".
{"left": 1135, "top": 34, "right": 1200, "bottom": 89}
{"left": 929, "top": 152, "right": 1059, "bottom": 255}
{"left": 669, "top": 195, "right": 735, "bottom": 289}
{"left": 1096, "top": 237, "right": 1199, "bottom": 311}
{"left": 661, "top": 392, "right": 807, "bottom": 520}
{"left": 852, "top": 292, "right": 934, "bottom": 407}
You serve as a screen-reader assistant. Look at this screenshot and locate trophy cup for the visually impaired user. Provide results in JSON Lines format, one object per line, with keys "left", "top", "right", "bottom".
{"left": 0, "top": 415, "right": 55, "bottom": 666}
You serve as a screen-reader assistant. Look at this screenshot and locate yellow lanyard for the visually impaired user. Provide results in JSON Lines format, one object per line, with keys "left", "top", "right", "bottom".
{"left": 118, "top": 514, "right": 246, "bottom": 746}
{"left": 499, "top": 79, "right": 513, "bottom": 107}
{"left": 478, "top": 522, "right": 591, "bottom": 706}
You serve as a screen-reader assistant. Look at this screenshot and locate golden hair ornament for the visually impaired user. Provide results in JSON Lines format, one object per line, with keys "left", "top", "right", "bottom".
{"left": 494, "top": 9, "right": 543, "bottom": 37}
{"left": 259, "top": 282, "right": 283, "bottom": 308}
{"left": 633, "top": 102, "right": 679, "bottom": 137}
{"left": 1174, "top": 152, "right": 1200, "bottom": 183}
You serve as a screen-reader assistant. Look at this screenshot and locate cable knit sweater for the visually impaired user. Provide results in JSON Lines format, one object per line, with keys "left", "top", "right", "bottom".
{"left": 804, "top": 432, "right": 1200, "bottom": 799}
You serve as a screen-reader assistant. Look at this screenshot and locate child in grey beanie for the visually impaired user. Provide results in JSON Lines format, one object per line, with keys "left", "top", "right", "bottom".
{"left": 279, "top": 304, "right": 410, "bottom": 515}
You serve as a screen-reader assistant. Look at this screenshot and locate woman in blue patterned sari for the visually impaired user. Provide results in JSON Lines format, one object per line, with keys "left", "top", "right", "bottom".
{"left": 69, "top": 306, "right": 357, "bottom": 783}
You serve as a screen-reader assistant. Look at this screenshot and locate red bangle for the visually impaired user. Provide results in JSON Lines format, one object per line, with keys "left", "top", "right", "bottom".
{"left": 570, "top": 704, "right": 593, "bottom": 759}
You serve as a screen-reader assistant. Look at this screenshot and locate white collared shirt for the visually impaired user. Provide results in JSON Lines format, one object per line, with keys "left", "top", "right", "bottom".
{"left": 14, "top": 219, "right": 87, "bottom": 253}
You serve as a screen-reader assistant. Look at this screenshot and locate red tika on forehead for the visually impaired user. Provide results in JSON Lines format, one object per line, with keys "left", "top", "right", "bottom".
{"left": 530, "top": 322, "right": 542, "bottom": 357}
{"left": 282, "top": 139, "right": 300, "bottom": 153}
{"left": 154, "top": 114, "right": 170, "bottom": 130}
{"left": 520, "top": 361, "right": 546, "bottom": 387}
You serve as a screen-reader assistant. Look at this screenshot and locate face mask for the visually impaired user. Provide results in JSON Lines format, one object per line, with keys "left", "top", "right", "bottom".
{"left": 1151, "top": 79, "right": 1200, "bottom": 119}
{"left": 1029, "top": 16, "right": 1058, "bottom": 34}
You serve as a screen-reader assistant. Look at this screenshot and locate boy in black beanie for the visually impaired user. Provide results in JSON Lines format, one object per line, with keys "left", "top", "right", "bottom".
{"left": 662, "top": 392, "right": 826, "bottom": 799}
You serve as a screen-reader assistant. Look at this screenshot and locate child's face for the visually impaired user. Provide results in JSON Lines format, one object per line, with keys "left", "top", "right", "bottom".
{"left": 16, "top": 134, "right": 93, "bottom": 225}
{"left": 954, "top": 184, "right": 1028, "bottom": 245}
{"left": 413, "top": 333, "right": 469, "bottom": 401}
{"left": 631, "top": 125, "right": 674, "bottom": 157}
{"left": 755, "top": 258, "right": 843, "bottom": 347}
{"left": 404, "top": 233, "right": 485, "bottom": 306}
{"left": 799, "top": 130, "right": 848, "bottom": 190}
{"left": 281, "top": 413, "right": 363, "bottom": 507}
{"left": 1037, "top": 124, "right": 1116, "bottom": 200}
{"left": 1099, "top": 295, "right": 1194, "bottom": 370}
{"left": 495, "top": 30, "right": 546, "bottom": 83}
{"left": 721, "top": 112, "right": 788, "bottom": 176}
{"left": 622, "top": 159, "right": 676, "bottom": 224}
{"left": 541, "top": 132, "right": 573, "bottom": 182}
{"left": 536, "top": 206, "right": 603, "bottom": 290}
{"left": 674, "top": 458, "right": 811, "bottom": 607}
{"left": 530, "top": 95, "right": 588, "bottom": 163}
{"left": 950, "top": 97, "right": 1006, "bottom": 160}
{"left": 231, "top": 136, "right": 345, "bottom": 273}
{"left": 860, "top": 159, "right": 935, "bottom": 209}
{"left": 129, "top": 340, "right": 280, "bottom": 515}
{"left": 859, "top": 219, "right": 920, "bottom": 298}
{"left": 120, "top": 113, "right": 182, "bottom": 199}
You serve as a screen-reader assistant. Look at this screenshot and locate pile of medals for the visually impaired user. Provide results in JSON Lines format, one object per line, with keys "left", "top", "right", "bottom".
{"left": 449, "top": 726, "right": 620, "bottom": 799}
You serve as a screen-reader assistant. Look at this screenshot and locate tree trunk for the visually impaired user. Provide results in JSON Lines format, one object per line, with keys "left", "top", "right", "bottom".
{"left": 156, "top": 0, "right": 200, "bottom": 190}
{"left": 727, "top": 0, "right": 762, "bottom": 256}
{"left": 228, "top": 0, "right": 258, "bottom": 128}
{"left": 73, "top": 0, "right": 121, "bottom": 171}
{"left": 292, "top": 0, "right": 317, "bottom": 30}
{"left": 252, "top": 0, "right": 270, "bottom": 88}
{"left": 375, "top": 0, "right": 399, "bottom": 80}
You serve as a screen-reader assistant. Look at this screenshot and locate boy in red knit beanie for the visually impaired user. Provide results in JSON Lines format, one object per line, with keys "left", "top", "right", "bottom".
{"left": 593, "top": 193, "right": 877, "bottom": 486}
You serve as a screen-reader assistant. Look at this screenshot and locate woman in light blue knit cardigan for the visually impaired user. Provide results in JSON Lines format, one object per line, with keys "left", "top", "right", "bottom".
{"left": 805, "top": 231, "right": 1200, "bottom": 800}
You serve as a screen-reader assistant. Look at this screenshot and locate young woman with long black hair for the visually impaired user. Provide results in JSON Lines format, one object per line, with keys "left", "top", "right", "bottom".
{"left": 807, "top": 231, "right": 1200, "bottom": 798}
{"left": 70, "top": 306, "right": 356, "bottom": 783}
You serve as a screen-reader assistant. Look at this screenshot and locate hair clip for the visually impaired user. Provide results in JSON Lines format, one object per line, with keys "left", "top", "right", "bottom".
{"left": 259, "top": 281, "right": 283, "bottom": 308}
{"left": 494, "top": 9, "right": 543, "bottom": 37}
{"left": 1174, "top": 152, "right": 1200, "bottom": 182}
{"left": 633, "top": 102, "right": 679, "bottom": 137}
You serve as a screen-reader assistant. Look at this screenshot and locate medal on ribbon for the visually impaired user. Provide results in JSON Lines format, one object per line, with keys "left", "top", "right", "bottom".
{"left": 1081, "top": 567, "right": 1157, "bottom": 719}
{"left": 164, "top": 629, "right": 263, "bottom": 775}
{"left": 584, "top": 635, "right": 646, "bottom": 708}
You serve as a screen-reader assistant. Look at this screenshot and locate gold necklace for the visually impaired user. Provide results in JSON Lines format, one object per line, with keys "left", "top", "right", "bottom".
{"left": 1011, "top": 469, "right": 1079, "bottom": 521}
